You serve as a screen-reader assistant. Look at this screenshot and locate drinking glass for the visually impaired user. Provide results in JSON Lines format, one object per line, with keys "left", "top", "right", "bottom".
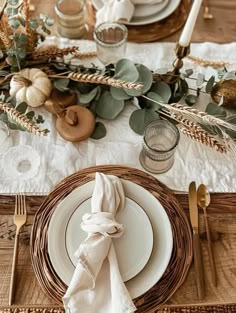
{"left": 55, "top": 0, "right": 87, "bottom": 39}
{"left": 93, "top": 22, "right": 128, "bottom": 64}
{"left": 139, "top": 119, "right": 180, "bottom": 174}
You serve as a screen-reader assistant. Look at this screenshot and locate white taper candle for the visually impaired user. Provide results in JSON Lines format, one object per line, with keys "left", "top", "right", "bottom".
{"left": 179, "top": 0, "right": 202, "bottom": 47}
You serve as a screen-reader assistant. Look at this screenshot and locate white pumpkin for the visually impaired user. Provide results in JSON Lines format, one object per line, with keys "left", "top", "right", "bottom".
{"left": 10, "top": 68, "right": 52, "bottom": 108}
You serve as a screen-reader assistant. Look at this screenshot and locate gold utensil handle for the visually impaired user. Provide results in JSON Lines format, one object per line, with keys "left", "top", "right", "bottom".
{"left": 193, "top": 232, "right": 205, "bottom": 300}
{"left": 9, "top": 233, "right": 19, "bottom": 305}
{"left": 205, "top": 213, "right": 217, "bottom": 286}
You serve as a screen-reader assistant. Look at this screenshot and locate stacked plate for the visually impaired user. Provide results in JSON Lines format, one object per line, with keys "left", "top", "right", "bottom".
{"left": 31, "top": 166, "right": 192, "bottom": 310}
{"left": 48, "top": 179, "right": 173, "bottom": 299}
{"left": 92, "top": 0, "right": 181, "bottom": 26}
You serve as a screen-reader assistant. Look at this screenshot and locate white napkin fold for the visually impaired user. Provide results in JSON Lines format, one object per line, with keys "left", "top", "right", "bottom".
{"left": 96, "top": 0, "right": 135, "bottom": 26}
{"left": 63, "top": 172, "right": 137, "bottom": 313}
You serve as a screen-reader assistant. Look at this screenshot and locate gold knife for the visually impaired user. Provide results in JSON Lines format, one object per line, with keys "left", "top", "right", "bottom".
{"left": 188, "top": 181, "right": 205, "bottom": 300}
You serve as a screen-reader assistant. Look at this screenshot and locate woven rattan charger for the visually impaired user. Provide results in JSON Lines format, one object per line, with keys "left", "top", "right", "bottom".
{"left": 30, "top": 165, "right": 192, "bottom": 312}
{"left": 86, "top": 0, "right": 191, "bottom": 43}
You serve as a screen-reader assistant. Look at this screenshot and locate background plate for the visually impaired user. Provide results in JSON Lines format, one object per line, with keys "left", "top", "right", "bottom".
{"left": 92, "top": 0, "right": 180, "bottom": 26}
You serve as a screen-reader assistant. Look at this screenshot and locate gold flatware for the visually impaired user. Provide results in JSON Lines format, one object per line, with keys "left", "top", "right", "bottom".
{"left": 197, "top": 184, "right": 217, "bottom": 287}
{"left": 9, "top": 194, "right": 27, "bottom": 306}
{"left": 188, "top": 181, "right": 205, "bottom": 300}
{"left": 203, "top": 0, "right": 214, "bottom": 19}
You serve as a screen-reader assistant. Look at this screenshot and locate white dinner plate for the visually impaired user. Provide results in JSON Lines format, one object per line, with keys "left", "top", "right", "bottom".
{"left": 48, "top": 179, "right": 173, "bottom": 299}
{"left": 65, "top": 197, "right": 153, "bottom": 282}
{"left": 92, "top": 0, "right": 180, "bottom": 26}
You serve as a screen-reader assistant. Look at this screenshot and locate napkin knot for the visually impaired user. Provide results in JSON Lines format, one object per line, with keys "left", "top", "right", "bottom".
{"left": 81, "top": 212, "right": 124, "bottom": 238}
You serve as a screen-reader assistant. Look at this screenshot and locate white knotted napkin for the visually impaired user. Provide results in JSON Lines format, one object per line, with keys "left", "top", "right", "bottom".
{"left": 63, "top": 172, "right": 137, "bottom": 313}
{"left": 96, "top": 0, "right": 135, "bottom": 26}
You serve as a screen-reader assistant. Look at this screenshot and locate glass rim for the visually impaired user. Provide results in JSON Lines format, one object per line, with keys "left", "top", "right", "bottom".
{"left": 143, "top": 119, "right": 180, "bottom": 154}
{"left": 93, "top": 22, "right": 128, "bottom": 47}
{"left": 55, "top": 0, "right": 84, "bottom": 16}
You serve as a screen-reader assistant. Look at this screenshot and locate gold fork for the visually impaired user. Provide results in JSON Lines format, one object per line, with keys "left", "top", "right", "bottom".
{"left": 9, "top": 194, "right": 27, "bottom": 306}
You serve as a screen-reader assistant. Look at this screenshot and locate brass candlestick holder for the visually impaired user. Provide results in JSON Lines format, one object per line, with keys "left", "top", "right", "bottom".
{"left": 154, "top": 42, "right": 190, "bottom": 86}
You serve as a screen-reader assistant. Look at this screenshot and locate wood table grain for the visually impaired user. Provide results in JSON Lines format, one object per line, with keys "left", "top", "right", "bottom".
{"left": 26, "top": 0, "right": 236, "bottom": 43}
{"left": 0, "top": 194, "right": 235, "bottom": 309}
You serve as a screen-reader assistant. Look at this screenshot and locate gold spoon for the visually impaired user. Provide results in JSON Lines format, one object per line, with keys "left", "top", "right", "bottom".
{"left": 197, "top": 184, "right": 217, "bottom": 287}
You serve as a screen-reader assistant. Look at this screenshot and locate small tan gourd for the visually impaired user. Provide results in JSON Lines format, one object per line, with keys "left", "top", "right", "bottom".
{"left": 10, "top": 68, "right": 52, "bottom": 107}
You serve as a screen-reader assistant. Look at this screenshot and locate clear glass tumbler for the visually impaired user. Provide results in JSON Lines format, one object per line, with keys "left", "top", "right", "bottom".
{"left": 139, "top": 119, "right": 180, "bottom": 174}
{"left": 55, "top": 0, "right": 87, "bottom": 39}
{"left": 93, "top": 22, "right": 128, "bottom": 64}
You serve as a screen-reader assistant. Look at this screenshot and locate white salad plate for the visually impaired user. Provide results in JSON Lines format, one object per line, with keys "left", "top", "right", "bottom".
{"left": 92, "top": 0, "right": 180, "bottom": 26}
{"left": 48, "top": 179, "right": 173, "bottom": 299}
{"left": 134, "top": 0, "right": 169, "bottom": 19}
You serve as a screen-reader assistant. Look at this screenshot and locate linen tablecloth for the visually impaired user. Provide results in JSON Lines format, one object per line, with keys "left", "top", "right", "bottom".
{"left": 1, "top": 38, "right": 236, "bottom": 194}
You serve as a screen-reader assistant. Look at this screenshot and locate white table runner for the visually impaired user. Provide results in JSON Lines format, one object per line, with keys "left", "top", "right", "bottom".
{"left": 1, "top": 38, "right": 236, "bottom": 194}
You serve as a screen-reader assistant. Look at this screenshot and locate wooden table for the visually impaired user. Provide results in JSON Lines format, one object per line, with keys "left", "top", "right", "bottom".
{"left": 0, "top": 193, "right": 236, "bottom": 312}
{"left": 28, "top": 0, "right": 236, "bottom": 43}
{"left": 0, "top": 0, "right": 236, "bottom": 312}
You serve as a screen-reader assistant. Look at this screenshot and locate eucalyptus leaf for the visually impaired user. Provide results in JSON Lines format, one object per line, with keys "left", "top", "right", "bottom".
{"left": 154, "top": 68, "right": 168, "bottom": 75}
{"left": 6, "top": 7, "right": 18, "bottom": 16}
{"left": 205, "top": 76, "right": 215, "bottom": 93}
{"left": 114, "top": 59, "right": 139, "bottom": 82}
{"left": 196, "top": 73, "right": 205, "bottom": 87}
{"left": 125, "top": 64, "right": 153, "bottom": 97}
{"left": 146, "top": 92, "right": 163, "bottom": 110}
{"left": 110, "top": 86, "right": 132, "bottom": 100}
{"left": 7, "top": 0, "right": 20, "bottom": 5}
{"left": 129, "top": 109, "right": 159, "bottom": 135}
{"left": 0, "top": 113, "right": 8, "bottom": 123}
{"left": 35, "top": 114, "right": 44, "bottom": 124}
{"left": 96, "top": 91, "right": 124, "bottom": 119}
{"left": 9, "top": 18, "right": 20, "bottom": 29}
{"left": 80, "top": 87, "right": 98, "bottom": 104}
{"left": 91, "top": 122, "right": 106, "bottom": 139}
{"left": 205, "top": 102, "right": 226, "bottom": 118}
{"left": 29, "top": 19, "right": 39, "bottom": 30}
{"left": 16, "top": 102, "right": 27, "bottom": 114}
{"left": 185, "top": 69, "right": 193, "bottom": 77}
{"left": 180, "top": 79, "right": 189, "bottom": 95}
{"left": 54, "top": 78, "right": 70, "bottom": 91}
{"left": 150, "top": 81, "right": 171, "bottom": 103}
{"left": 226, "top": 115, "right": 236, "bottom": 125}
{"left": 45, "top": 17, "right": 54, "bottom": 26}
{"left": 26, "top": 111, "right": 35, "bottom": 120}
{"left": 185, "top": 94, "right": 198, "bottom": 106}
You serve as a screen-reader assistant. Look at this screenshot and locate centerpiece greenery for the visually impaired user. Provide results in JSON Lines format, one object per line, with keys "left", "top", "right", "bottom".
{"left": 0, "top": 0, "right": 236, "bottom": 154}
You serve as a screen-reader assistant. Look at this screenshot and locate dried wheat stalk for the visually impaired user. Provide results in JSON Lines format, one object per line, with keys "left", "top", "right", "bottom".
{"left": 0, "top": 102, "right": 48, "bottom": 136}
{"left": 0, "top": 16, "right": 12, "bottom": 49}
{"left": 187, "top": 55, "right": 232, "bottom": 68}
{"left": 73, "top": 51, "right": 97, "bottom": 59}
{"left": 162, "top": 102, "right": 236, "bottom": 133}
{"left": 167, "top": 111, "right": 227, "bottom": 153}
{"left": 180, "top": 126, "right": 227, "bottom": 153}
{"left": 21, "top": 0, "right": 37, "bottom": 52}
{"left": 32, "top": 46, "right": 79, "bottom": 59}
{"left": 67, "top": 72, "right": 143, "bottom": 90}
